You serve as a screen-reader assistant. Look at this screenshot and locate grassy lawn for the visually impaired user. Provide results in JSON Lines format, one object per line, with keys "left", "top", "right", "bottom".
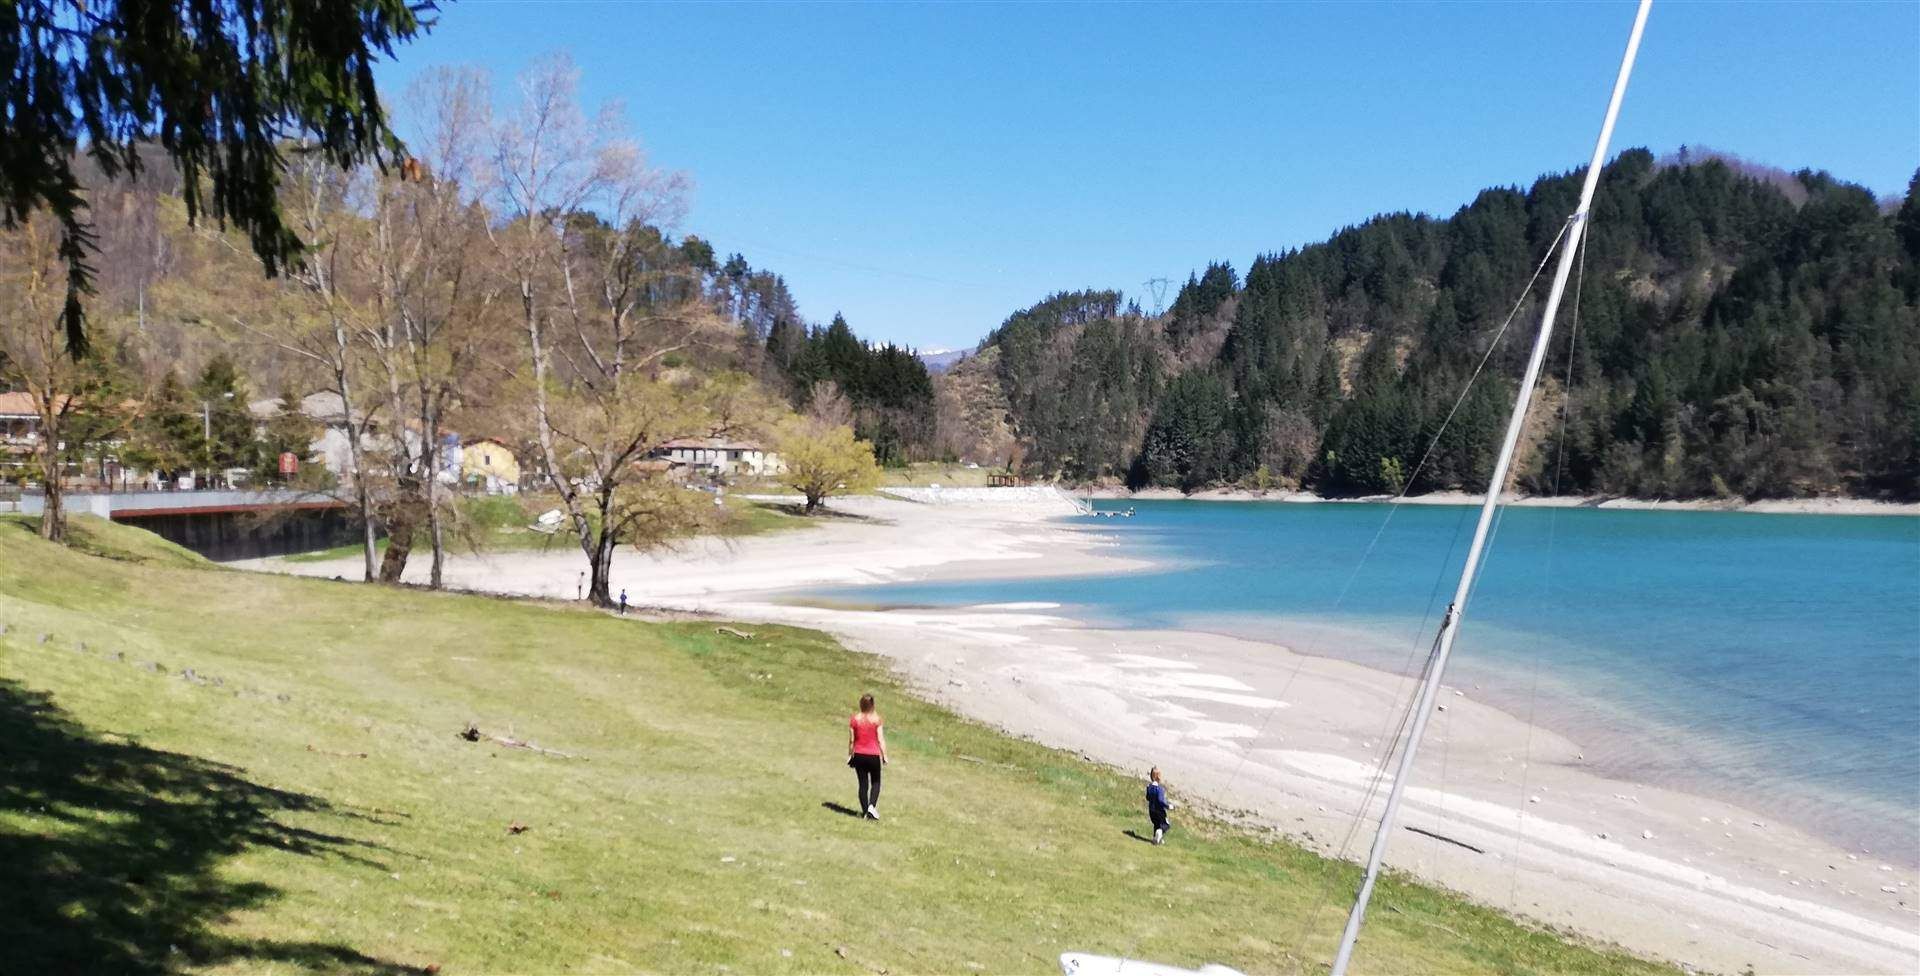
{"left": 877, "top": 462, "right": 998, "bottom": 489}
{"left": 717, "top": 496, "right": 814, "bottom": 537}
{"left": 286, "top": 494, "right": 806, "bottom": 563}
{"left": 0, "top": 515, "right": 1669, "bottom": 975}
{"left": 733, "top": 461, "right": 1004, "bottom": 494}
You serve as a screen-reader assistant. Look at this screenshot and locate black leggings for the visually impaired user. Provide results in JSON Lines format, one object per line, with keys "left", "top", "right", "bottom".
{"left": 850, "top": 753, "right": 883, "bottom": 810}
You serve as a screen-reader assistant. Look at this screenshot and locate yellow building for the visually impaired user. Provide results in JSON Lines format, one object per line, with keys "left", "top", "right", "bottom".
{"left": 461, "top": 437, "right": 522, "bottom": 494}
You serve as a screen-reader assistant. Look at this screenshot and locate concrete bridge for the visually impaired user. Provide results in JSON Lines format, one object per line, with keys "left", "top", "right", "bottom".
{"left": 12, "top": 488, "right": 357, "bottom": 561}
{"left": 15, "top": 487, "right": 347, "bottom": 519}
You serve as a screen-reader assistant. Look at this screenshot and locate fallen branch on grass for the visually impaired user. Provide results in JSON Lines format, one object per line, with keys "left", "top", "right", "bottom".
{"left": 715, "top": 626, "right": 756, "bottom": 640}
{"left": 457, "top": 723, "right": 583, "bottom": 760}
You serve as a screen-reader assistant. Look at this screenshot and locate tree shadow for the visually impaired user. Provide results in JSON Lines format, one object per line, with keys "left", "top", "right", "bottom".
{"left": 821, "top": 801, "right": 864, "bottom": 818}
{"left": 766, "top": 503, "right": 880, "bottom": 523}
{"left": 0, "top": 678, "right": 428, "bottom": 974}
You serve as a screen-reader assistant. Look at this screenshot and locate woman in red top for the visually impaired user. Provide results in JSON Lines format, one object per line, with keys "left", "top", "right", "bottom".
{"left": 847, "top": 693, "right": 888, "bottom": 820}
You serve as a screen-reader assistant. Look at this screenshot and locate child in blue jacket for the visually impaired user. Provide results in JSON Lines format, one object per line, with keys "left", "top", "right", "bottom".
{"left": 1146, "top": 766, "right": 1175, "bottom": 844}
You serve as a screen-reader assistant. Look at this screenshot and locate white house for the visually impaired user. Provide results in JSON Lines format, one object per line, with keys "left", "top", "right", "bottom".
{"left": 0, "top": 390, "right": 44, "bottom": 481}
{"left": 657, "top": 437, "right": 783, "bottom": 478}
{"left": 0, "top": 390, "right": 41, "bottom": 444}
{"left": 1, "top": 389, "right": 133, "bottom": 487}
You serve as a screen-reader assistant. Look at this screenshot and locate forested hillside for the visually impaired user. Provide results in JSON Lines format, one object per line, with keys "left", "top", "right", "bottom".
{"left": 971, "top": 150, "right": 1920, "bottom": 500}
{"left": 763, "top": 313, "right": 936, "bottom": 466}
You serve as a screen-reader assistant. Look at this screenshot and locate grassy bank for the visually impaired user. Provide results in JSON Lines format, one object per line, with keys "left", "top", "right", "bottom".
{"left": 286, "top": 494, "right": 807, "bottom": 564}
{"left": 730, "top": 461, "right": 1002, "bottom": 494}
{"left": 0, "top": 516, "right": 1669, "bottom": 974}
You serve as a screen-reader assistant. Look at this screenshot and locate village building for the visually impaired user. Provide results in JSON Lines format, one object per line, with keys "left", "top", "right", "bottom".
{"left": 0, "top": 391, "right": 43, "bottom": 483}
{"left": 1, "top": 390, "right": 41, "bottom": 449}
{"left": 0, "top": 390, "right": 141, "bottom": 488}
{"left": 249, "top": 392, "right": 366, "bottom": 481}
{"left": 459, "top": 437, "right": 522, "bottom": 494}
{"left": 656, "top": 437, "right": 784, "bottom": 478}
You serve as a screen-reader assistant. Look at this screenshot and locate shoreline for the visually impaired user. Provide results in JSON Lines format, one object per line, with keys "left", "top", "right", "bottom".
{"left": 239, "top": 494, "right": 1920, "bottom": 975}
{"left": 1153, "top": 611, "right": 1916, "bottom": 871}
{"left": 1090, "top": 486, "right": 1920, "bottom": 517}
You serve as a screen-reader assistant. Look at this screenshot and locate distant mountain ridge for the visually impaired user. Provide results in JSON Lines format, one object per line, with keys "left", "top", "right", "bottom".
{"left": 949, "top": 148, "right": 1920, "bottom": 501}
{"left": 916, "top": 347, "right": 971, "bottom": 374}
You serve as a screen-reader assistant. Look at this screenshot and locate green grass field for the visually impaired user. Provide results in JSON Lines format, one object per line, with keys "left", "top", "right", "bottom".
{"left": 0, "top": 515, "right": 1670, "bottom": 975}
{"left": 877, "top": 463, "right": 999, "bottom": 489}
{"left": 735, "top": 461, "right": 1002, "bottom": 495}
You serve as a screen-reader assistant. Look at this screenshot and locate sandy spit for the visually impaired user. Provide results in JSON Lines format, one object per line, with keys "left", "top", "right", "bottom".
{"left": 242, "top": 494, "right": 1920, "bottom": 975}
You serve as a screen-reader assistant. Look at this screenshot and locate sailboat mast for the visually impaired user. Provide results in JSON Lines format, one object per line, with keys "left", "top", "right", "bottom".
{"left": 1328, "top": 3, "right": 1653, "bottom": 973}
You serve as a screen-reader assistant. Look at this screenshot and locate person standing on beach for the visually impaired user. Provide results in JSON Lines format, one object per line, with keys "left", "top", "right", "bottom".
{"left": 1146, "top": 767, "right": 1174, "bottom": 845}
{"left": 619, "top": 588, "right": 628, "bottom": 614}
{"left": 847, "top": 693, "right": 888, "bottom": 820}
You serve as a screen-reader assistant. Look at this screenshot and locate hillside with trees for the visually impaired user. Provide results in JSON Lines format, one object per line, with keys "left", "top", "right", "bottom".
{"left": 971, "top": 150, "right": 1920, "bottom": 501}
{"left": 0, "top": 57, "right": 934, "bottom": 601}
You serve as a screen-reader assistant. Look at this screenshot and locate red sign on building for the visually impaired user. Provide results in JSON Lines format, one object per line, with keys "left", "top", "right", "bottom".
{"left": 278, "top": 452, "right": 299, "bottom": 475}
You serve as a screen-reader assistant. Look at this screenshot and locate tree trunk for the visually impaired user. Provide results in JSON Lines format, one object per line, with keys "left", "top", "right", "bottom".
{"left": 332, "top": 344, "right": 379, "bottom": 583}
{"left": 378, "top": 515, "right": 414, "bottom": 582}
{"left": 378, "top": 479, "right": 424, "bottom": 583}
{"left": 356, "top": 477, "right": 379, "bottom": 582}
{"left": 804, "top": 491, "right": 822, "bottom": 514}
{"left": 38, "top": 455, "right": 64, "bottom": 542}
{"left": 428, "top": 493, "right": 446, "bottom": 589}
{"left": 422, "top": 412, "right": 445, "bottom": 590}
{"left": 585, "top": 481, "right": 619, "bottom": 608}
{"left": 35, "top": 407, "right": 64, "bottom": 542}
{"left": 588, "top": 528, "right": 616, "bottom": 607}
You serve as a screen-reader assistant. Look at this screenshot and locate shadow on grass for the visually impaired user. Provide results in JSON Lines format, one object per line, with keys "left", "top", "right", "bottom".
{"left": 821, "top": 801, "right": 864, "bottom": 818}
{"left": 763, "top": 503, "right": 880, "bottom": 522}
{"left": 1122, "top": 829, "right": 1158, "bottom": 844}
{"left": 0, "top": 678, "right": 427, "bottom": 974}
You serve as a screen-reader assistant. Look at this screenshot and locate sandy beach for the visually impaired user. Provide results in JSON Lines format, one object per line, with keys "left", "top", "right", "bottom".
{"left": 244, "top": 493, "right": 1920, "bottom": 975}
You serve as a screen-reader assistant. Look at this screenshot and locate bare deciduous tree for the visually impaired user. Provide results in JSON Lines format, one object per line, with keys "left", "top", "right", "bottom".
{"left": 0, "top": 217, "right": 84, "bottom": 540}
{"left": 485, "top": 55, "right": 734, "bottom": 607}
{"left": 231, "top": 156, "right": 385, "bottom": 581}
{"left": 357, "top": 67, "right": 509, "bottom": 587}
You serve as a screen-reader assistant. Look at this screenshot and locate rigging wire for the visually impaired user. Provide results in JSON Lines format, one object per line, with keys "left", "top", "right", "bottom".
{"left": 1292, "top": 488, "right": 1519, "bottom": 959}
{"left": 1272, "top": 502, "right": 1477, "bottom": 958}
{"left": 1090, "top": 208, "right": 1574, "bottom": 976}
{"left": 1508, "top": 216, "right": 1591, "bottom": 907}
{"left": 1210, "top": 216, "right": 1581, "bottom": 958}
{"left": 1327, "top": 217, "right": 1577, "bottom": 614}
{"left": 1232, "top": 213, "right": 1578, "bottom": 784}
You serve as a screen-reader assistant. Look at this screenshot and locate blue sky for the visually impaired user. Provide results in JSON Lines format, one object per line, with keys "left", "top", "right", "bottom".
{"left": 376, "top": 1, "right": 1918, "bottom": 351}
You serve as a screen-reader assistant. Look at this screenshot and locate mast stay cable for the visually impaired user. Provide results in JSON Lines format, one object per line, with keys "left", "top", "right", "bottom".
{"left": 1328, "top": 3, "right": 1653, "bottom": 971}
{"left": 1217, "top": 214, "right": 1572, "bottom": 833}
{"left": 1509, "top": 213, "right": 1593, "bottom": 907}
{"left": 1256, "top": 224, "right": 1577, "bottom": 961}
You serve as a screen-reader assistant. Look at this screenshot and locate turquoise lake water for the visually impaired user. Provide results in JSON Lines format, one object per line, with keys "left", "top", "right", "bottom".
{"left": 811, "top": 500, "right": 1920, "bottom": 861}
